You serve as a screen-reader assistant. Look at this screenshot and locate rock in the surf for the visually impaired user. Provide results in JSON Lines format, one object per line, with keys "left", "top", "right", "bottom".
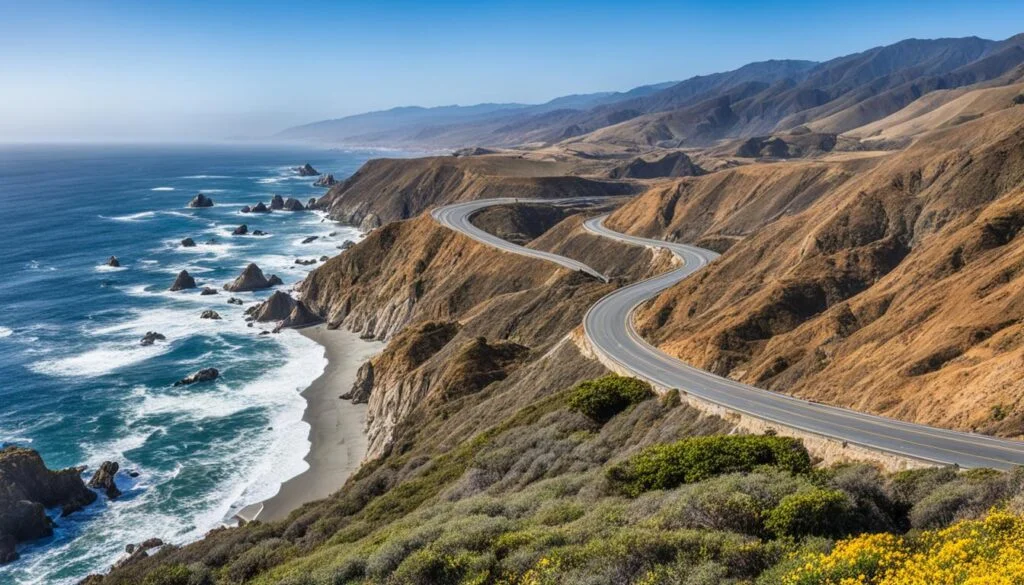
{"left": 227, "top": 297, "right": 244, "bottom": 305}
{"left": 252, "top": 229, "right": 268, "bottom": 236}
{"left": 253, "top": 290, "right": 296, "bottom": 322}
{"left": 283, "top": 197, "right": 304, "bottom": 211}
{"left": 307, "top": 197, "right": 318, "bottom": 209}
{"left": 223, "top": 263, "right": 280, "bottom": 292}
{"left": 295, "top": 163, "right": 318, "bottom": 176}
{"left": 295, "top": 258, "right": 317, "bottom": 266}
{"left": 277, "top": 301, "right": 322, "bottom": 330}
{"left": 180, "top": 237, "right": 196, "bottom": 247}
{"left": 268, "top": 275, "right": 283, "bottom": 286}
{"left": 200, "top": 310, "right": 221, "bottom": 320}
{"left": 270, "top": 194, "right": 284, "bottom": 210}
{"left": 200, "top": 287, "right": 218, "bottom": 295}
{"left": 106, "top": 256, "right": 120, "bottom": 267}
{"left": 232, "top": 224, "right": 248, "bottom": 236}
{"left": 86, "top": 461, "right": 121, "bottom": 499}
{"left": 240, "top": 205, "right": 251, "bottom": 213}
{"left": 301, "top": 236, "right": 319, "bottom": 244}
{"left": 140, "top": 331, "right": 166, "bottom": 346}
{"left": 187, "top": 193, "right": 214, "bottom": 208}
{"left": 169, "top": 270, "right": 197, "bottom": 291}
{"left": 251, "top": 201, "right": 269, "bottom": 213}
{"left": 174, "top": 368, "right": 219, "bottom": 386}
{"left": 313, "top": 174, "right": 336, "bottom": 187}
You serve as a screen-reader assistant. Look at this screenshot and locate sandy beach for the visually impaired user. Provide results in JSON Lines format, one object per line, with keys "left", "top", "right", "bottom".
{"left": 237, "top": 325, "right": 383, "bottom": 522}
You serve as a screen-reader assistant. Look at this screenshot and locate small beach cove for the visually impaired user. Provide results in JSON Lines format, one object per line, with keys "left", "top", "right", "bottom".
{"left": 0, "top": 143, "right": 399, "bottom": 584}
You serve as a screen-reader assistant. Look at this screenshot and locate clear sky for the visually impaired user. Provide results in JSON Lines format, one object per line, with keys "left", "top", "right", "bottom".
{"left": 1, "top": 0, "right": 1022, "bottom": 141}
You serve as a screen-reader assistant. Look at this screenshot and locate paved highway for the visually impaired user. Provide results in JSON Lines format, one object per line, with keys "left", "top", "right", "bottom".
{"left": 433, "top": 200, "right": 1024, "bottom": 469}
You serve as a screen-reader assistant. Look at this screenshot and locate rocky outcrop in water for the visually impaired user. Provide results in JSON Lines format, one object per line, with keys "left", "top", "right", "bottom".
{"left": 295, "top": 258, "right": 317, "bottom": 266}
{"left": 240, "top": 205, "right": 251, "bottom": 213}
{"left": 169, "top": 270, "right": 196, "bottom": 291}
{"left": 252, "top": 229, "right": 268, "bottom": 236}
{"left": 200, "top": 310, "right": 221, "bottom": 320}
{"left": 227, "top": 297, "right": 244, "bottom": 305}
{"left": 140, "top": 331, "right": 166, "bottom": 346}
{"left": 251, "top": 201, "right": 269, "bottom": 213}
{"left": 180, "top": 238, "right": 196, "bottom": 247}
{"left": 200, "top": 287, "right": 218, "bottom": 296}
{"left": 270, "top": 194, "right": 285, "bottom": 210}
{"left": 307, "top": 197, "right": 319, "bottom": 209}
{"left": 86, "top": 461, "right": 121, "bottom": 499}
{"left": 314, "top": 174, "right": 336, "bottom": 187}
{"left": 174, "top": 368, "right": 219, "bottom": 386}
{"left": 0, "top": 446, "right": 97, "bottom": 564}
{"left": 252, "top": 291, "right": 296, "bottom": 322}
{"left": 296, "top": 163, "right": 318, "bottom": 176}
{"left": 283, "top": 197, "right": 305, "bottom": 211}
{"left": 223, "top": 263, "right": 280, "bottom": 292}
{"left": 232, "top": 224, "right": 248, "bottom": 236}
{"left": 187, "top": 193, "right": 214, "bottom": 208}
{"left": 106, "top": 256, "right": 120, "bottom": 267}
{"left": 301, "top": 236, "right": 319, "bottom": 244}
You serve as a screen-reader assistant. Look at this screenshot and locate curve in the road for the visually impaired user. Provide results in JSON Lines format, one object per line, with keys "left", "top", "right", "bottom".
{"left": 432, "top": 200, "right": 1024, "bottom": 470}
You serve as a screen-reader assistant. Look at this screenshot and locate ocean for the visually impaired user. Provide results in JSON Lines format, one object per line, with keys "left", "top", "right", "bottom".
{"left": 0, "top": 143, "right": 388, "bottom": 584}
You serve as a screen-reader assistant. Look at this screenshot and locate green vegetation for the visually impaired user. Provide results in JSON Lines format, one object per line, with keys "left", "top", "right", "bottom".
{"left": 566, "top": 375, "right": 654, "bottom": 423}
{"left": 92, "top": 375, "right": 1024, "bottom": 585}
{"left": 607, "top": 435, "right": 812, "bottom": 497}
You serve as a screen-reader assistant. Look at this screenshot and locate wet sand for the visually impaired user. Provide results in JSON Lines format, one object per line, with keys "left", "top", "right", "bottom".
{"left": 237, "top": 325, "right": 382, "bottom": 522}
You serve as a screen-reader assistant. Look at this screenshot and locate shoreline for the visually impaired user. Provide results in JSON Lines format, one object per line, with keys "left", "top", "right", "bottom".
{"left": 237, "top": 324, "right": 382, "bottom": 523}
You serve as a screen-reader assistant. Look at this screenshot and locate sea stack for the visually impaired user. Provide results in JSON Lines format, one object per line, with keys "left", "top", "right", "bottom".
{"left": 252, "top": 290, "right": 297, "bottom": 322}
{"left": 106, "top": 256, "right": 120, "bottom": 267}
{"left": 283, "top": 197, "right": 305, "bottom": 211}
{"left": 251, "top": 201, "right": 270, "bottom": 213}
{"left": 278, "top": 301, "right": 322, "bottom": 329}
{"left": 232, "top": 224, "right": 248, "bottom": 236}
{"left": 169, "top": 270, "right": 197, "bottom": 291}
{"left": 174, "top": 368, "right": 219, "bottom": 386}
{"left": 270, "top": 194, "right": 284, "bottom": 210}
{"left": 86, "top": 461, "right": 121, "bottom": 499}
{"left": 187, "top": 193, "right": 214, "bottom": 208}
{"left": 296, "top": 163, "right": 318, "bottom": 176}
{"left": 223, "top": 263, "right": 280, "bottom": 292}
{"left": 180, "top": 237, "right": 196, "bottom": 247}
{"left": 314, "top": 174, "right": 336, "bottom": 187}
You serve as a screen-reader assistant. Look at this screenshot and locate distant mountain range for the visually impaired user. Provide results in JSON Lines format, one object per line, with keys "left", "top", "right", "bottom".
{"left": 277, "top": 34, "right": 1024, "bottom": 150}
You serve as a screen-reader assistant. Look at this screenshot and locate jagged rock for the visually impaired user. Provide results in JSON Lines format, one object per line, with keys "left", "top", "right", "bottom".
{"left": 277, "top": 301, "right": 322, "bottom": 330}
{"left": 314, "top": 174, "right": 336, "bottom": 187}
{"left": 86, "top": 461, "right": 121, "bottom": 499}
{"left": 296, "top": 163, "right": 318, "bottom": 176}
{"left": 227, "top": 297, "right": 244, "bottom": 305}
{"left": 169, "top": 270, "right": 196, "bottom": 291}
{"left": 270, "top": 194, "right": 284, "bottom": 210}
{"left": 187, "top": 193, "right": 214, "bottom": 208}
{"left": 268, "top": 275, "right": 283, "bottom": 286}
{"left": 0, "top": 446, "right": 97, "bottom": 564}
{"left": 232, "top": 224, "right": 248, "bottom": 236}
{"left": 252, "top": 291, "right": 296, "bottom": 322}
{"left": 116, "top": 538, "right": 164, "bottom": 569}
{"left": 295, "top": 258, "right": 317, "bottom": 266}
{"left": 343, "top": 361, "right": 374, "bottom": 403}
{"left": 106, "top": 256, "right": 120, "bottom": 267}
{"left": 252, "top": 229, "right": 268, "bottom": 236}
{"left": 140, "top": 331, "right": 166, "bottom": 346}
{"left": 301, "top": 236, "right": 319, "bottom": 244}
{"left": 240, "top": 205, "right": 251, "bottom": 213}
{"left": 307, "top": 197, "right": 318, "bottom": 209}
{"left": 341, "top": 240, "right": 356, "bottom": 250}
{"left": 319, "top": 255, "right": 329, "bottom": 262}
{"left": 180, "top": 237, "right": 196, "bottom": 247}
{"left": 283, "top": 197, "right": 304, "bottom": 211}
{"left": 200, "top": 287, "right": 218, "bottom": 296}
{"left": 223, "top": 263, "right": 279, "bottom": 292}
{"left": 174, "top": 368, "right": 219, "bottom": 386}
{"left": 200, "top": 310, "right": 221, "bottom": 320}
{"left": 251, "top": 201, "right": 269, "bottom": 213}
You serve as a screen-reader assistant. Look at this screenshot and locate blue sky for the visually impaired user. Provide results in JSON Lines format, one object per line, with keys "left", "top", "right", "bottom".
{"left": 1, "top": 0, "right": 1022, "bottom": 140}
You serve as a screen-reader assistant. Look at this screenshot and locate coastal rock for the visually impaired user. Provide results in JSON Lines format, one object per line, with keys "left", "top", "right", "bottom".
{"left": 283, "top": 197, "right": 305, "bottom": 211}
{"left": 301, "top": 236, "right": 319, "bottom": 244}
{"left": 187, "top": 193, "right": 214, "bottom": 208}
{"left": 180, "top": 237, "right": 196, "bottom": 247}
{"left": 314, "top": 174, "right": 336, "bottom": 187}
{"left": 277, "top": 301, "right": 322, "bottom": 330}
{"left": 359, "top": 213, "right": 381, "bottom": 231}
{"left": 232, "top": 224, "right": 248, "bottom": 236}
{"left": 268, "top": 275, "right": 283, "bottom": 286}
{"left": 200, "top": 287, "right": 218, "bottom": 296}
{"left": 240, "top": 205, "right": 251, "bottom": 213}
{"left": 0, "top": 446, "right": 97, "bottom": 564}
{"left": 174, "top": 368, "right": 219, "bottom": 386}
{"left": 205, "top": 239, "right": 217, "bottom": 245}
{"left": 296, "top": 163, "right": 318, "bottom": 177}
{"left": 295, "top": 258, "right": 317, "bottom": 266}
{"left": 343, "top": 361, "right": 374, "bottom": 403}
{"left": 251, "top": 201, "right": 270, "bottom": 213}
{"left": 86, "top": 461, "right": 121, "bottom": 499}
{"left": 106, "top": 256, "right": 120, "bottom": 267}
{"left": 319, "top": 255, "right": 329, "bottom": 262}
{"left": 200, "top": 310, "right": 221, "bottom": 320}
{"left": 140, "top": 331, "right": 166, "bottom": 346}
{"left": 307, "top": 197, "right": 318, "bottom": 209}
{"left": 341, "top": 240, "right": 356, "bottom": 250}
{"left": 223, "top": 263, "right": 279, "bottom": 292}
{"left": 227, "top": 297, "right": 244, "bottom": 305}
{"left": 116, "top": 538, "right": 164, "bottom": 569}
{"left": 252, "top": 229, "right": 268, "bottom": 236}
{"left": 270, "top": 194, "right": 285, "bottom": 210}
{"left": 252, "top": 290, "right": 296, "bottom": 322}
{"left": 169, "top": 270, "right": 197, "bottom": 291}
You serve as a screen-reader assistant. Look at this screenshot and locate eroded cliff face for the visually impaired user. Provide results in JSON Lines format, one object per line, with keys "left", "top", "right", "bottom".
{"left": 615, "top": 106, "right": 1024, "bottom": 434}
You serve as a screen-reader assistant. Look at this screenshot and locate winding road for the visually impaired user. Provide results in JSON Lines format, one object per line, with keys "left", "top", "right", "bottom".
{"left": 432, "top": 198, "right": 1024, "bottom": 470}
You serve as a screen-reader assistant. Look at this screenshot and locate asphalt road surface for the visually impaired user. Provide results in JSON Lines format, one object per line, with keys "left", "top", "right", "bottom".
{"left": 432, "top": 200, "right": 1024, "bottom": 469}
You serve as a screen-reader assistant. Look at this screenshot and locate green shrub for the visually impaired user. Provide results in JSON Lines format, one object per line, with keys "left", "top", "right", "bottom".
{"left": 567, "top": 375, "right": 655, "bottom": 423}
{"left": 607, "top": 435, "right": 811, "bottom": 497}
{"left": 141, "top": 565, "right": 191, "bottom": 585}
{"left": 764, "top": 488, "right": 853, "bottom": 538}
